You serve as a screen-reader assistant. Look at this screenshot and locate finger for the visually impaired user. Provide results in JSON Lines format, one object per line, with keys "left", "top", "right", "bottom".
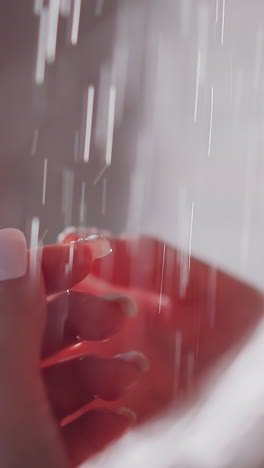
{"left": 59, "top": 229, "right": 195, "bottom": 305}
{"left": 42, "top": 235, "right": 112, "bottom": 295}
{"left": 59, "top": 228, "right": 170, "bottom": 293}
{"left": 43, "top": 352, "right": 149, "bottom": 421}
{"left": 61, "top": 408, "right": 136, "bottom": 467}
{"left": 42, "top": 291, "right": 137, "bottom": 357}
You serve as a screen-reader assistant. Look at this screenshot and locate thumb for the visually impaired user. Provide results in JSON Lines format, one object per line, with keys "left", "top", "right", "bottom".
{"left": 0, "top": 229, "right": 68, "bottom": 467}
{"left": 0, "top": 228, "right": 46, "bottom": 378}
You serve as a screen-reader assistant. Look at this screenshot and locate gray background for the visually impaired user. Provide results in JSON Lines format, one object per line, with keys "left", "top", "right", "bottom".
{"left": 0, "top": 0, "right": 264, "bottom": 288}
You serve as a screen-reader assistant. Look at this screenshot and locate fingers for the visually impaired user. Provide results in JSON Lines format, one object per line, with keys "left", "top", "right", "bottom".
{"left": 43, "top": 352, "right": 149, "bottom": 421}
{"left": 61, "top": 408, "right": 136, "bottom": 467}
{"left": 59, "top": 229, "right": 171, "bottom": 293}
{"left": 41, "top": 235, "right": 112, "bottom": 295}
{"left": 42, "top": 291, "right": 137, "bottom": 357}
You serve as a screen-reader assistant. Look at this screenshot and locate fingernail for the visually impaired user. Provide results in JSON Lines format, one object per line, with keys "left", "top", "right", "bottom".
{"left": 57, "top": 226, "right": 77, "bottom": 244}
{"left": 72, "top": 235, "right": 112, "bottom": 259}
{"left": 115, "top": 351, "right": 150, "bottom": 372}
{"left": 115, "top": 407, "right": 137, "bottom": 423}
{"left": 0, "top": 229, "right": 27, "bottom": 281}
{"left": 102, "top": 294, "right": 137, "bottom": 317}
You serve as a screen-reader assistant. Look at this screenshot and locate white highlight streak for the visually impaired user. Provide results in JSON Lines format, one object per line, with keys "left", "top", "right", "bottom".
{"left": 83, "top": 86, "right": 95, "bottom": 162}
{"left": 46, "top": 0, "right": 60, "bottom": 64}
{"left": 34, "top": 0, "right": 44, "bottom": 15}
{"left": 30, "top": 217, "right": 40, "bottom": 250}
{"left": 42, "top": 158, "right": 48, "bottom": 205}
{"left": 30, "top": 217, "right": 40, "bottom": 278}
{"left": 208, "top": 86, "right": 214, "bottom": 157}
{"left": 71, "top": 0, "right": 81, "bottom": 45}
{"left": 31, "top": 128, "right": 39, "bottom": 156}
{"left": 194, "top": 50, "right": 201, "bottom": 122}
{"left": 35, "top": 7, "right": 48, "bottom": 85}
{"left": 65, "top": 243, "right": 75, "bottom": 275}
{"left": 105, "top": 86, "right": 116, "bottom": 166}
{"left": 62, "top": 169, "right": 74, "bottom": 227}
{"left": 93, "top": 165, "right": 107, "bottom": 185}
{"left": 221, "top": 0, "right": 226, "bottom": 45}
{"left": 215, "top": 0, "right": 219, "bottom": 23}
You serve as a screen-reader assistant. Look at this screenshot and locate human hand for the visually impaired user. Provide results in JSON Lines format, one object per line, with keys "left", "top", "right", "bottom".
{"left": 60, "top": 228, "right": 264, "bottom": 426}
{"left": 0, "top": 228, "right": 148, "bottom": 468}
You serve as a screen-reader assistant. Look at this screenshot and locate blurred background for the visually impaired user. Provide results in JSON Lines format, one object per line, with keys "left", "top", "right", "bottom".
{"left": 0, "top": 0, "right": 264, "bottom": 289}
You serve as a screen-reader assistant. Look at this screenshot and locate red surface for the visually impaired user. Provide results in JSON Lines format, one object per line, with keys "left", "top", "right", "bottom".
{"left": 59, "top": 231, "right": 264, "bottom": 425}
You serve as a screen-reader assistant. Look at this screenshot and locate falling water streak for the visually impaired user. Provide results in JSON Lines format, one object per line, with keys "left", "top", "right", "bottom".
{"left": 215, "top": 0, "right": 219, "bottom": 23}
{"left": 208, "top": 86, "right": 214, "bottom": 157}
{"left": 221, "top": 0, "right": 226, "bottom": 45}
{"left": 35, "top": 7, "right": 48, "bottom": 85}
{"left": 34, "top": 0, "right": 43, "bottom": 15}
{"left": 65, "top": 243, "right": 75, "bottom": 275}
{"left": 79, "top": 181, "right": 86, "bottom": 224}
{"left": 31, "top": 128, "right": 39, "bottom": 156}
{"left": 93, "top": 165, "right": 107, "bottom": 185}
{"left": 39, "top": 229, "right": 48, "bottom": 245}
{"left": 42, "top": 157, "right": 48, "bottom": 205}
{"left": 102, "top": 178, "right": 107, "bottom": 216}
{"left": 29, "top": 217, "right": 40, "bottom": 278}
{"left": 95, "top": 0, "right": 104, "bottom": 17}
{"left": 83, "top": 86, "right": 95, "bottom": 163}
{"left": 60, "top": 0, "right": 71, "bottom": 17}
{"left": 46, "top": 0, "right": 60, "bottom": 64}
{"left": 188, "top": 202, "right": 194, "bottom": 270}
{"left": 71, "top": 0, "right": 82, "bottom": 46}
{"left": 74, "top": 130, "right": 79, "bottom": 161}
{"left": 194, "top": 49, "right": 201, "bottom": 122}
{"left": 179, "top": 251, "right": 189, "bottom": 298}
{"left": 94, "top": 62, "right": 111, "bottom": 148}
{"left": 62, "top": 169, "right": 74, "bottom": 227}
{"left": 253, "top": 29, "right": 263, "bottom": 92}
{"left": 177, "top": 189, "right": 190, "bottom": 298}
{"left": 158, "top": 244, "right": 166, "bottom": 315}
{"left": 173, "top": 331, "right": 182, "bottom": 394}
{"left": 105, "top": 86, "right": 116, "bottom": 167}
{"left": 30, "top": 217, "right": 40, "bottom": 250}
{"left": 230, "top": 55, "right": 233, "bottom": 102}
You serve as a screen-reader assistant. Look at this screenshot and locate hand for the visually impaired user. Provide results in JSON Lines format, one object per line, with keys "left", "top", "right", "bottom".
{"left": 0, "top": 228, "right": 148, "bottom": 468}
{"left": 60, "top": 228, "right": 264, "bottom": 426}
